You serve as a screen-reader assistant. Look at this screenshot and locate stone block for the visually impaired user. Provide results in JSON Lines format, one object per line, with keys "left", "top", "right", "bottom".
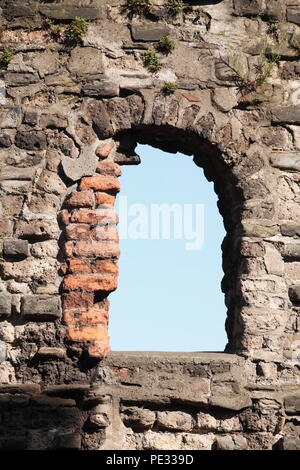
{"left": 271, "top": 107, "right": 300, "bottom": 124}
{"left": 234, "top": 0, "right": 262, "bottom": 17}
{"left": 131, "top": 24, "right": 170, "bottom": 42}
{"left": 39, "top": 113, "right": 68, "bottom": 129}
{"left": 0, "top": 166, "right": 36, "bottom": 181}
{"left": 281, "top": 224, "right": 300, "bottom": 237}
{"left": 89, "top": 101, "right": 114, "bottom": 139}
{"left": 270, "top": 152, "right": 300, "bottom": 172}
{"left": 21, "top": 295, "right": 61, "bottom": 320}
{"left": 287, "top": 6, "right": 300, "bottom": 25}
{"left": 289, "top": 286, "right": 300, "bottom": 303}
{"left": 37, "top": 347, "right": 66, "bottom": 359}
{"left": 15, "top": 219, "right": 60, "bottom": 240}
{"left": 0, "top": 321, "right": 15, "bottom": 343}
{"left": 40, "top": 4, "right": 101, "bottom": 20}
{"left": 0, "top": 134, "right": 12, "bottom": 148}
{"left": 36, "top": 170, "right": 67, "bottom": 195}
{"left": 284, "top": 393, "right": 300, "bottom": 414}
{"left": 15, "top": 131, "right": 47, "bottom": 151}
{"left": 82, "top": 78, "right": 119, "bottom": 97}
{"left": 283, "top": 244, "right": 300, "bottom": 261}
{"left": 264, "top": 245, "right": 284, "bottom": 275}
{"left": 215, "top": 435, "right": 248, "bottom": 450}
{"left": 156, "top": 411, "right": 193, "bottom": 432}
{"left": 122, "top": 407, "right": 156, "bottom": 431}
{"left": 4, "top": 72, "right": 39, "bottom": 86}
{"left": 3, "top": 239, "right": 29, "bottom": 258}
{"left": 0, "top": 106, "right": 22, "bottom": 128}
{"left": 88, "top": 412, "right": 110, "bottom": 429}
{"left": 0, "top": 220, "right": 13, "bottom": 239}
{"left": 279, "top": 436, "right": 300, "bottom": 450}
{"left": 67, "top": 47, "right": 104, "bottom": 76}
{"left": 0, "top": 295, "right": 11, "bottom": 317}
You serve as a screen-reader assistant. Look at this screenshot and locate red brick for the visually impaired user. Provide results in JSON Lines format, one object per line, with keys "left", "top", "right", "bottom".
{"left": 68, "top": 259, "right": 119, "bottom": 275}
{"left": 95, "top": 193, "right": 116, "bottom": 207}
{"left": 96, "top": 162, "right": 122, "bottom": 177}
{"left": 59, "top": 264, "right": 68, "bottom": 275}
{"left": 68, "top": 258, "right": 91, "bottom": 274}
{"left": 63, "top": 274, "right": 118, "bottom": 292}
{"left": 79, "top": 175, "right": 120, "bottom": 194}
{"left": 93, "top": 260, "right": 119, "bottom": 275}
{"left": 58, "top": 209, "right": 69, "bottom": 225}
{"left": 92, "top": 226, "right": 119, "bottom": 242}
{"left": 64, "top": 241, "right": 74, "bottom": 257}
{"left": 66, "top": 191, "right": 94, "bottom": 208}
{"left": 66, "top": 240, "right": 120, "bottom": 258}
{"left": 66, "top": 224, "right": 91, "bottom": 240}
{"left": 182, "top": 92, "right": 201, "bottom": 102}
{"left": 67, "top": 325, "right": 109, "bottom": 342}
{"left": 64, "top": 306, "right": 108, "bottom": 326}
{"left": 63, "top": 292, "right": 94, "bottom": 310}
{"left": 95, "top": 142, "right": 114, "bottom": 159}
{"left": 70, "top": 208, "right": 118, "bottom": 225}
{"left": 88, "top": 341, "right": 111, "bottom": 358}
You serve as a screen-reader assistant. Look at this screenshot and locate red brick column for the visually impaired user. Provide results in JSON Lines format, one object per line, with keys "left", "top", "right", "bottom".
{"left": 60, "top": 162, "right": 122, "bottom": 359}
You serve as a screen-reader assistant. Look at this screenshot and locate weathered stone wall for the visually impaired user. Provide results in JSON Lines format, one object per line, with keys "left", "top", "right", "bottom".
{"left": 0, "top": 0, "right": 299, "bottom": 450}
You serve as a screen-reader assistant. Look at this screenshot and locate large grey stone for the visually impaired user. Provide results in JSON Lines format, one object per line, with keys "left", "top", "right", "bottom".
{"left": 0, "top": 295, "right": 11, "bottom": 317}
{"left": 279, "top": 436, "right": 300, "bottom": 450}
{"left": 4, "top": 3, "right": 36, "bottom": 19}
{"left": 67, "top": 47, "right": 104, "bottom": 76}
{"left": 90, "top": 101, "right": 114, "bottom": 139}
{"left": 288, "top": 286, "right": 300, "bottom": 303}
{"left": 15, "top": 219, "right": 60, "bottom": 240}
{"left": 131, "top": 24, "right": 170, "bottom": 42}
{"left": 3, "top": 240, "right": 29, "bottom": 258}
{"left": 212, "top": 87, "right": 238, "bottom": 112}
{"left": 271, "top": 106, "right": 300, "bottom": 124}
{"left": 62, "top": 148, "right": 98, "bottom": 182}
{"left": 156, "top": 411, "right": 193, "bottom": 432}
{"left": 210, "top": 393, "right": 252, "bottom": 411}
{"left": 0, "top": 107, "right": 22, "bottom": 129}
{"left": 284, "top": 393, "right": 300, "bottom": 414}
{"left": 82, "top": 78, "right": 119, "bottom": 97}
{"left": 122, "top": 407, "right": 156, "bottom": 431}
{"left": 4, "top": 72, "right": 39, "bottom": 87}
{"left": 234, "top": 0, "right": 262, "bottom": 17}
{"left": 215, "top": 435, "right": 248, "bottom": 450}
{"left": 15, "top": 131, "right": 47, "bottom": 151}
{"left": 39, "top": 4, "right": 101, "bottom": 20}
{"left": 21, "top": 295, "right": 61, "bottom": 320}
{"left": 270, "top": 152, "right": 300, "bottom": 172}
{"left": 284, "top": 244, "right": 300, "bottom": 260}
{"left": 287, "top": 6, "right": 300, "bottom": 25}
{"left": 281, "top": 224, "right": 300, "bottom": 237}
{"left": 0, "top": 166, "right": 36, "bottom": 181}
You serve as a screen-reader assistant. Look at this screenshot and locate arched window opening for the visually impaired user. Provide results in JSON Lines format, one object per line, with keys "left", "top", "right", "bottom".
{"left": 110, "top": 144, "right": 226, "bottom": 352}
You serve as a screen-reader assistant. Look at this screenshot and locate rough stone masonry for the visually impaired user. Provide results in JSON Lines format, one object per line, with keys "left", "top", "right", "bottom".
{"left": 0, "top": 0, "right": 299, "bottom": 450}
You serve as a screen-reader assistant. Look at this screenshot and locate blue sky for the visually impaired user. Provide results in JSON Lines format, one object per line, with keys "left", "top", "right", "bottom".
{"left": 109, "top": 144, "right": 227, "bottom": 352}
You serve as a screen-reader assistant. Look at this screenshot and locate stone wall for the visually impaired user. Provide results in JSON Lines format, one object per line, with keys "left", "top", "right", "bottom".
{"left": 0, "top": 0, "right": 299, "bottom": 450}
